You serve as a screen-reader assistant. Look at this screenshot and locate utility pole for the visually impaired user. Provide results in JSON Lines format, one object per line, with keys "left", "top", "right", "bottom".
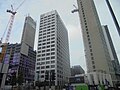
{"left": 105, "top": 0, "right": 120, "bottom": 37}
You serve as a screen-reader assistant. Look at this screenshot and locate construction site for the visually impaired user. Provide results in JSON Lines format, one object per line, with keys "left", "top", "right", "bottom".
{"left": 0, "top": 0, "right": 27, "bottom": 89}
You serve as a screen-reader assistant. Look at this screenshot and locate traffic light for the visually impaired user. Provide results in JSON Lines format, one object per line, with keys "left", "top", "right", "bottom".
{"left": 45, "top": 71, "right": 49, "bottom": 80}
{"left": 51, "top": 71, "right": 56, "bottom": 80}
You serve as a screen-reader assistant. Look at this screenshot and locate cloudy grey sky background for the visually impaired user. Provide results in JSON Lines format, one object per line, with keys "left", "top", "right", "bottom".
{"left": 0, "top": 0, "right": 120, "bottom": 72}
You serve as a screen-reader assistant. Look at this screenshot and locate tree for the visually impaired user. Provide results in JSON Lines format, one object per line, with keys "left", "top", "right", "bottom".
{"left": 17, "top": 71, "right": 24, "bottom": 90}
{"left": 45, "top": 71, "right": 49, "bottom": 80}
{"left": 51, "top": 71, "right": 56, "bottom": 80}
{"left": 10, "top": 72, "right": 17, "bottom": 90}
{"left": 35, "top": 81, "right": 42, "bottom": 90}
{"left": 17, "top": 71, "right": 24, "bottom": 85}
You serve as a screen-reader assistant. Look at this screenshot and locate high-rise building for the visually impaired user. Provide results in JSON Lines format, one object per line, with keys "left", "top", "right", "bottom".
{"left": 102, "top": 25, "right": 120, "bottom": 81}
{"left": 21, "top": 16, "right": 36, "bottom": 48}
{"left": 71, "top": 65, "right": 85, "bottom": 76}
{"left": 2, "top": 16, "right": 36, "bottom": 86}
{"left": 4, "top": 43, "right": 36, "bottom": 83}
{"left": 77, "top": 0, "right": 116, "bottom": 85}
{"left": 35, "top": 10, "right": 70, "bottom": 86}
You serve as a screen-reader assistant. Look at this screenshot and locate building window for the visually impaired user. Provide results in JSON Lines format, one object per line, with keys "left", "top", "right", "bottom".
{"left": 46, "top": 53, "right": 50, "bottom": 56}
{"left": 51, "top": 60, "right": 55, "bottom": 63}
{"left": 88, "top": 38, "right": 90, "bottom": 41}
{"left": 38, "top": 43, "right": 41, "bottom": 46}
{"left": 89, "top": 45, "right": 92, "bottom": 48}
{"left": 42, "top": 58, "right": 45, "bottom": 60}
{"left": 51, "top": 65, "right": 55, "bottom": 68}
{"left": 47, "top": 35, "right": 50, "bottom": 37}
{"left": 92, "top": 61, "right": 95, "bottom": 64}
{"left": 46, "top": 49, "right": 50, "bottom": 52}
{"left": 47, "top": 32, "right": 50, "bottom": 34}
{"left": 41, "top": 75, "right": 44, "bottom": 78}
{"left": 41, "top": 71, "right": 44, "bottom": 73}
{"left": 91, "top": 53, "right": 93, "bottom": 56}
{"left": 86, "top": 32, "right": 89, "bottom": 34}
{"left": 51, "top": 41, "right": 55, "bottom": 43}
{"left": 37, "top": 59, "right": 40, "bottom": 61}
{"left": 46, "top": 61, "right": 50, "bottom": 64}
{"left": 51, "top": 45, "right": 55, "bottom": 47}
{"left": 42, "top": 46, "right": 45, "bottom": 49}
{"left": 89, "top": 42, "right": 91, "bottom": 44}
{"left": 51, "top": 34, "right": 55, "bottom": 36}
{"left": 47, "top": 42, "right": 50, "bottom": 44}
{"left": 43, "top": 39, "right": 46, "bottom": 42}
{"left": 87, "top": 35, "right": 89, "bottom": 37}
{"left": 46, "top": 66, "right": 49, "bottom": 68}
{"left": 93, "top": 65, "right": 95, "bottom": 69}
{"left": 51, "top": 56, "right": 55, "bottom": 59}
{"left": 42, "top": 50, "right": 45, "bottom": 52}
{"left": 91, "top": 57, "right": 94, "bottom": 60}
{"left": 41, "top": 62, "right": 45, "bottom": 64}
{"left": 42, "top": 54, "right": 45, "bottom": 56}
{"left": 46, "top": 57, "right": 50, "bottom": 60}
{"left": 37, "top": 62, "right": 40, "bottom": 65}
{"left": 36, "top": 71, "right": 39, "bottom": 73}
{"left": 37, "top": 67, "right": 40, "bottom": 69}
{"left": 37, "top": 55, "right": 41, "bottom": 57}
{"left": 90, "top": 49, "right": 92, "bottom": 52}
{"left": 85, "top": 22, "right": 87, "bottom": 25}
{"left": 51, "top": 52, "right": 55, "bottom": 55}
{"left": 47, "top": 38, "right": 50, "bottom": 41}
{"left": 41, "top": 66, "right": 45, "bottom": 69}
{"left": 51, "top": 28, "right": 55, "bottom": 30}
{"left": 51, "top": 31, "right": 55, "bottom": 33}
{"left": 51, "top": 37, "right": 55, "bottom": 40}
{"left": 43, "top": 30, "right": 46, "bottom": 32}
{"left": 47, "top": 45, "right": 50, "bottom": 48}
{"left": 51, "top": 48, "right": 55, "bottom": 51}
{"left": 43, "top": 33, "right": 46, "bottom": 35}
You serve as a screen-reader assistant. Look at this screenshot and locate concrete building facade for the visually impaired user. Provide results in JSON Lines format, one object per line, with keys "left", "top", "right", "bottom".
{"left": 35, "top": 10, "right": 70, "bottom": 86}
{"left": 4, "top": 43, "right": 36, "bottom": 83}
{"left": 77, "top": 0, "right": 116, "bottom": 85}
{"left": 102, "top": 25, "right": 120, "bottom": 81}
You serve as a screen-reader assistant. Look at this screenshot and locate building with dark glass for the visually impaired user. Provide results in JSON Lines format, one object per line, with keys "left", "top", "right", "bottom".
{"left": 71, "top": 65, "right": 85, "bottom": 76}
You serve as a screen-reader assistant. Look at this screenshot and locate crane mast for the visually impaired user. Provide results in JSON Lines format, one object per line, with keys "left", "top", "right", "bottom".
{"left": 5, "top": 10, "right": 16, "bottom": 43}
{"left": 0, "top": 0, "right": 26, "bottom": 44}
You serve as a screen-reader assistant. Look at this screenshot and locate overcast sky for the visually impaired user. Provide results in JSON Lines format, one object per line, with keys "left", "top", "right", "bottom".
{"left": 0, "top": 0, "right": 120, "bottom": 72}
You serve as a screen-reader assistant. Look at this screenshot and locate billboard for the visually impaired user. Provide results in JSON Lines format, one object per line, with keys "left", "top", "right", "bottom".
{"left": 69, "top": 76, "right": 85, "bottom": 84}
{"left": 0, "top": 47, "right": 2, "bottom": 53}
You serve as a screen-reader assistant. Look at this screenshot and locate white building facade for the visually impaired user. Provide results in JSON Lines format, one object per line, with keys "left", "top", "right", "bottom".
{"left": 35, "top": 10, "right": 70, "bottom": 86}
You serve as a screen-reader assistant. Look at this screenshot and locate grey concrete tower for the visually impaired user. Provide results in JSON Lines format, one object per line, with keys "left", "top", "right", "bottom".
{"left": 102, "top": 25, "right": 120, "bottom": 81}
{"left": 21, "top": 16, "right": 36, "bottom": 48}
{"left": 21, "top": 16, "right": 36, "bottom": 56}
{"left": 77, "top": 0, "right": 116, "bottom": 84}
{"left": 35, "top": 10, "right": 70, "bottom": 86}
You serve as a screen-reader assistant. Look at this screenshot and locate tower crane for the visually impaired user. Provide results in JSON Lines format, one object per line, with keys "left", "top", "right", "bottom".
{"left": 71, "top": 5, "right": 79, "bottom": 13}
{"left": 0, "top": 0, "right": 26, "bottom": 46}
{"left": 0, "top": 0, "right": 26, "bottom": 63}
